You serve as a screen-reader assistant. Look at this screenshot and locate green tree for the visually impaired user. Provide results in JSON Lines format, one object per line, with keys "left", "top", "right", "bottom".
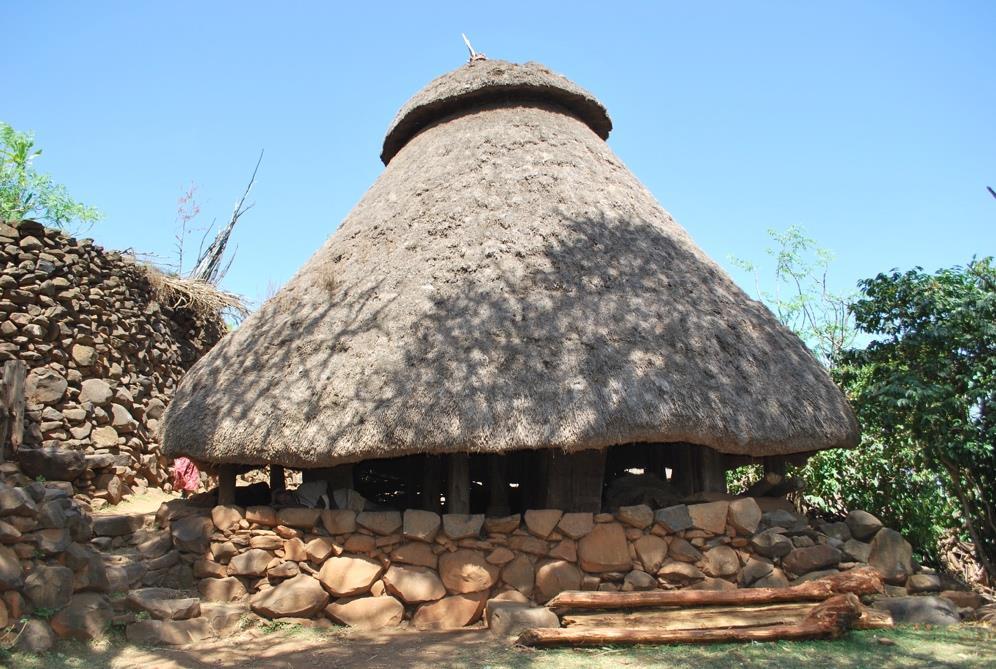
{"left": 0, "top": 121, "right": 101, "bottom": 228}
{"left": 838, "top": 259, "right": 996, "bottom": 580}
{"left": 731, "top": 225, "right": 856, "bottom": 367}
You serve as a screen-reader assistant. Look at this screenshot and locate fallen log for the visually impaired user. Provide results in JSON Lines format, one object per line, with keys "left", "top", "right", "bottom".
{"left": 546, "top": 568, "right": 882, "bottom": 611}
{"left": 855, "top": 604, "right": 894, "bottom": 630}
{"left": 517, "top": 594, "right": 861, "bottom": 647}
{"left": 562, "top": 602, "right": 815, "bottom": 630}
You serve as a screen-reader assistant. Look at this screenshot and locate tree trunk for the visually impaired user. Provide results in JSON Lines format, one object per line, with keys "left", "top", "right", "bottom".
{"left": 545, "top": 449, "right": 606, "bottom": 512}
{"left": 545, "top": 568, "right": 882, "bottom": 610}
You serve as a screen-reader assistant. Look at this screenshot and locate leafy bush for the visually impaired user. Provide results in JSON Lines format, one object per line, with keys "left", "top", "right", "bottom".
{"left": 0, "top": 121, "right": 101, "bottom": 228}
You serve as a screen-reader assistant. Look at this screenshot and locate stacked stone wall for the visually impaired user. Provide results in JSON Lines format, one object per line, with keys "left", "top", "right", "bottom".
{"left": 1, "top": 219, "right": 225, "bottom": 508}
{"left": 165, "top": 497, "right": 964, "bottom": 629}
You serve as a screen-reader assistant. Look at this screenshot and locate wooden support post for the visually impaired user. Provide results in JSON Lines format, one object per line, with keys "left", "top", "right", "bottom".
{"left": 764, "top": 456, "right": 788, "bottom": 477}
{"left": 545, "top": 449, "right": 606, "bottom": 512}
{"left": 671, "top": 443, "right": 696, "bottom": 496}
{"left": 269, "top": 465, "right": 285, "bottom": 494}
{"left": 486, "top": 454, "right": 510, "bottom": 517}
{"left": 218, "top": 466, "right": 237, "bottom": 505}
{"left": 447, "top": 453, "right": 470, "bottom": 514}
{"left": 422, "top": 455, "right": 442, "bottom": 512}
{"left": 698, "top": 446, "right": 727, "bottom": 493}
{"left": 0, "top": 360, "right": 26, "bottom": 462}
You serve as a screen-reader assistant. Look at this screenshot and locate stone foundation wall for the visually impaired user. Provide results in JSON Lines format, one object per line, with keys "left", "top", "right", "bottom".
{"left": 169, "top": 497, "right": 953, "bottom": 629}
{"left": 1, "top": 219, "right": 225, "bottom": 508}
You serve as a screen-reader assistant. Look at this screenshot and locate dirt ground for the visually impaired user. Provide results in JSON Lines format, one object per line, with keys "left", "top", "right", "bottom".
{"left": 6, "top": 623, "right": 995, "bottom": 669}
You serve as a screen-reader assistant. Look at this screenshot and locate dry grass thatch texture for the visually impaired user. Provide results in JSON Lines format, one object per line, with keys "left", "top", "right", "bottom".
{"left": 162, "top": 60, "right": 858, "bottom": 468}
{"left": 142, "top": 263, "right": 249, "bottom": 321}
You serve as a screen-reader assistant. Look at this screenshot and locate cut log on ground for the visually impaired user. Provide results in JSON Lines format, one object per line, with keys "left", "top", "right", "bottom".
{"left": 562, "top": 602, "right": 815, "bottom": 630}
{"left": 545, "top": 568, "right": 882, "bottom": 611}
{"left": 518, "top": 594, "right": 862, "bottom": 647}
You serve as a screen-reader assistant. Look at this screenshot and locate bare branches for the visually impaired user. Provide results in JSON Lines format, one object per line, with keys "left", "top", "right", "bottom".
{"left": 189, "top": 150, "right": 263, "bottom": 285}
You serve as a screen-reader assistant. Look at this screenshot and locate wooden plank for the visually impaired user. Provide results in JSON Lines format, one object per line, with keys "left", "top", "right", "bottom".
{"left": 698, "top": 446, "right": 727, "bottom": 493}
{"left": 447, "top": 453, "right": 470, "bottom": 514}
{"left": 518, "top": 594, "right": 861, "bottom": 647}
{"left": 0, "top": 361, "right": 27, "bottom": 462}
{"left": 546, "top": 568, "right": 883, "bottom": 610}
{"left": 562, "top": 602, "right": 815, "bottom": 630}
{"left": 422, "top": 455, "right": 442, "bottom": 512}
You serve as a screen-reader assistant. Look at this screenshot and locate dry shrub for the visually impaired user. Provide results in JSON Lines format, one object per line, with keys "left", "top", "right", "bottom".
{"left": 141, "top": 263, "right": 249, "bottom": 322}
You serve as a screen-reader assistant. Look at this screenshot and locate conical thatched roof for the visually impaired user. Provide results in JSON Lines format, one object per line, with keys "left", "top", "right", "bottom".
{"left": 162, "top": 59, "right": 858, "bottom": 469}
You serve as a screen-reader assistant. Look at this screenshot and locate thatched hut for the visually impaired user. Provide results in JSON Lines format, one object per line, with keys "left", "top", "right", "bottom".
{"left": 162, "top": 59, "right": 857, "bottom": 513}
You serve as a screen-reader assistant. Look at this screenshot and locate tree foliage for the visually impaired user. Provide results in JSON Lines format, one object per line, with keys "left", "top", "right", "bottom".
{"left": 731, "top": 226, "right": 857, "bottom": 366}
{"left": 0, "top": 121, "right": 101, "bottom": 228}
{"left": 836, "top": 259, "right": 996, "bottom": 578}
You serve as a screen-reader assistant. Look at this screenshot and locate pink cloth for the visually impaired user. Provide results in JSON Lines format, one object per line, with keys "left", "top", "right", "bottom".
{"left": 171, "top": 457, "right": 200, "bottom": 492}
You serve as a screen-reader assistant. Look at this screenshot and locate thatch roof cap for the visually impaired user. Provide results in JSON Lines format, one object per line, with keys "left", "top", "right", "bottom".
{"left": 162, "top": 59, "right": 858, "bottom": 469}
{"left": 381, "top": 59, "right": 612, "bottom": 164}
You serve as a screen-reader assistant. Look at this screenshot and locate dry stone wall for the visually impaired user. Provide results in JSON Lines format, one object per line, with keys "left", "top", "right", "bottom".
{"left": 164, "top": 497, "right": 968, "bottom": 630}
{"left": 1, "top": 219, "right": 224, "bottom": 508}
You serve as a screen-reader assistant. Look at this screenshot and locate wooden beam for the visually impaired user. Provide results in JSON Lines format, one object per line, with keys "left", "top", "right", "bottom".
{"left": 698, "top": 446, "right": 727, "bottom": 493}
{"left": 218, "top": 465, "right": 237, "bottom": 505}
{"left": 0, "top": 360, "right": 26, "bottom": 462}
{"left": 422, "top": 456, "right": 442, "bottom": 512}
{"left": 486, "top": 455, "right": 510, "bottom": 517}
{"left": 545, "top": 568, "right": 883, "bottom": 610}
{"left": 518, "top": 594, "right": 862, "bottom": 647}
{"left": 447, "top": 453, "right": 470, "bottom": 514}
{"left": 562, "top": 602, "right": 815, "bottom": 629}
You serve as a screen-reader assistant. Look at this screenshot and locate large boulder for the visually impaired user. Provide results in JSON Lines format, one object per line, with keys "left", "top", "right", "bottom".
{"left": 198, "top": 576, "right": 247, "bottom": 602}
{"left": 127, "top": 588, "right": 201, "bottom": 620}
{"left": 382, "top": 564, "right": 446, "bottom": 604}
{"left": 390, "top": 541, "right": 437, "bottom": 569}
{"left": 557, "top": 512, "right": 594, "bottom": 539}
{"left": 750, "top": 529, "right": 793, "bottom": 559}
{"left": 318, "top": 555, "right": 384, "bottom": 597}
{"left": 782, "top": 545, "right": 842, "bottom": 576}
{"left": 26, "top": 368, "right": 68, "bottom": 404}
{"left": 16, "top": 618, "right": 55, "bottom": 653}
{"left": 227, "top": 548, "right": 274, "bottom": 577}
{"left": 577, "top": 522, "right": 630, "bottom": 572}
{"left": 356, "top": 510, "right": 402, "bottom": 535}
{"left": 250, "top": 574, "right": 329, "bottom": 618}
{"left": 702, "top": 545, "right": 740, "bottom": 578}
{"left": 438, "top": 549, "right": 499, "bottom": 594}
{"left": 403, "top": 509, "right": 440, "bottom": 542}
{"left": 727, "top": 498, "right": 762, "bottom": 535}
{"left": 0, "top": 544, "right": 25, "bottom": 590}
{"left": 325, "top": 595, "right": 405, "bottom": 629}
{"left": 50, "top": 593, "right": 113, "bottom": 640}
{"left": 654, "top": 505, "right": 693, "bottom": 533}
{"left": 868, "top": 528, "right": 914, "bottom": 584}
{"left": 79, "top": 378, "right": 113, "bottom": 405}
{"left": 687, "top": 501, "right": 729, "bottom": 534}
{"left": 17, "top": 447, "right": 85, "bottom": 482}
{"left": 24, "top": 564, "right": 74, "bottom": 609}
{"left": 442, "top": 514, "right": 484, "bottom": 539}
{"left": 846, "top": 510, "right": 883, "bottom": 541}
{"left": 93, "top": 513, "right": 144, "bottom": 537}
{"left": 500, "top": 554, "right": 535, "bottom": 597}
{"left": 487, "top": 600, "right": 560, "bottom": 638}
{"left": 616, "top": 505, "right": 653, "bottom": 529}
{"left": 633, "top": 535, "right": 669, "bottom": 573}
{"left": 535, "top": 560, "right": 582, "bottom": 603}
{"left": 873, "top": 596, "right": 959, "bottom": 625}
{"left": 524, "top": 509, "right": 563, "bottom": 538}
{"left": 170, "top": 514, "right": 213, "bottom": 553}
{"left": 413, "top": 591, "right": 487, "bottom": 629}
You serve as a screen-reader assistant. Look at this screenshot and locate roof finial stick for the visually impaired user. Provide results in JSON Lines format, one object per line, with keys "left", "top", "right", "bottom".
{"left": 462, "top": 33, "right": 487, "bottom": 62}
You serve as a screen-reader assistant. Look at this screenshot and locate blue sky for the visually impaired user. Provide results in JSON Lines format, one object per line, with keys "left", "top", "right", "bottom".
{"left": 5, "top": 1, "right": 994, "bottom": 308}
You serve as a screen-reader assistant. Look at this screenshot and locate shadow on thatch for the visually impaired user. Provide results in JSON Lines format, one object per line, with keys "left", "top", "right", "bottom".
{"left": 165, "top": 210, "right": 852, "bottom": 469}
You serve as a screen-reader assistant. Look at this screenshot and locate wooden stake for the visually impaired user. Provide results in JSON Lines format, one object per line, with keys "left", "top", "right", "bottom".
{"left": 447, "top": 453, "right": 470, "bottom": 514}
{"left": 218, "top": 465, "right": 237, "bottom": 505}
{"left": 422, "top": 456, "right": 442, "bottom": 512}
